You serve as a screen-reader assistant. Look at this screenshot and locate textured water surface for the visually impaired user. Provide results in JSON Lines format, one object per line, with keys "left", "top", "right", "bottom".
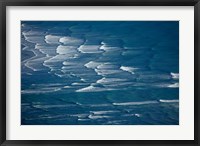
{"left": 21, "top": 21, "right": 179, "bottom": 125}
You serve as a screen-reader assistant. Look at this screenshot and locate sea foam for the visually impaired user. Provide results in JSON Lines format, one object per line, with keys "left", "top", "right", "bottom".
{"left": 171, "top": 72, "right": 179, "bottom": 79}
{"left": 45, "top": 35, "right": 61, "bottom": 44}
{"left": 78, "top": 45, "right": 103, "bottom": 53}
{"left": 120, "top": 66, "right": 138, "bottom": 74}
{"left": 59, "top": 36, "right": 84, "bottom": 45}
{"left": 113, "top": 101, "right": 158, "bottom": 106}
{"left": 159, "top": 99, "right": 179, "bottom": 103}
{"left": 56, "top": 45, "right": 78, "bottom": 55}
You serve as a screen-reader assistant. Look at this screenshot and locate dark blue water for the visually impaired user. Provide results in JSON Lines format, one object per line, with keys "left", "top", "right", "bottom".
{"left": 21, "top": 21, "right": 179, "bottom": 125}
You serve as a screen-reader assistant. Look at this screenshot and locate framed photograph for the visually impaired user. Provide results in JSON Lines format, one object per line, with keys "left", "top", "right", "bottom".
{"left": 0, "top": 0, "right": 199, "bottom": 145}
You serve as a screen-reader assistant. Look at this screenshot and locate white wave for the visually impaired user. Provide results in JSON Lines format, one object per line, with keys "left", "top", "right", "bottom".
{"left": 91, "top": 110, "right": 119, "bottom": 115}
{"left": 61, "top": 65, "right": 84, "bottom": 71}
{"left": 96, "top": 63, "right": 118, "bottom": 69}
{"left": 99, "top": 45, "right": 122, "bottom": 51}
{"left": 22, "top": 30, "right": 45, "bottom": 36}
{"left": 24, "top": 35, "right": 45, "bottom": 44}
{"left": 24, "top": 72, "right": 32, "bottom": 75}
{"left": 62, "top": 61, "right": 76, "bottom": 66}
{"left": 76, "top": 86, "right": 103, "bottom": 92}
{"left": 44, "top": 54, "right": 72, "bottom": 65}
{"left": 85, "top": 62, "right": 122, "bottom": 76}
{"left": 159, "top": 99, "right": 179, "bottom": 103}
{"left": 78, "top": 119, "right": 90, "bottom": 121}
{"left": 45, "top": 35, "right": 61, "bottom": 44}
{"left": 24, "top": 63, "right": 38, "bottom": 72}
{"left": 56, "top": 45, "right": 78, "bottom": 55}
{"left": 76, "top": 85, "right": 113, "bottom": 92}
{"left": 35, "top": 44, "right": 57, "bottom": 57}
{"left": 25, "top": 57, "right": 50, "bottom": 71}
{"left": 89, "top": 104, "right": 111, "bottom": 107}
{"left": 28, "top": 115, "right": 67, "bottom": 120}
{"left": 78, "top": 45, "right": 103, "bottom": 53}
{"left": 27, "top": 56, "right": 50, "bottom": 63}
{"left": 120, "top": 66, "right": 138, "bottom": 74}
{"left": 81, "top": 78, "right": 86, "bottom": 82}
{"left": 171, "top": 72, "right": 179, "bottom": 79}
{"left": 168, "top": 83, "right": 179, "bottom": 88}
{"left": 33, "top": 104, "right": 72, "bottom": 109}
{"left": 113, "top": 101, "right": 158, "bottom": 106}
{"left": 94, "top": 69, "right": 122, "bottom": 76}
{"left": 22, "top": 30, "right": 46, "bottom": 43}
{"left": 22, "top": 45, "right": 29, "bottom": 51}
{"left": 96, "top": 77, "right": 127, "bottom": 84}
{"left": 63, "top": 86, "right": 72, "bottom": 88}
{"left": 59, "top": 36, "right": 84, "bottom": 45}
{"left": 55, "top": 73, "right": 67, "bottom": 78}
{"left": 31, "top": 83, "right": 64, "bottom": 87}
{"left": 21, "top": 23, "right": 25, "bottom": 27}
{"left": 22, "top": 48, "right": 47, "bottom": 70}
{"left": 84, "top": 61, "right": 102, "bottom": 69}
{"left": 88, "top": 115, "right": 111, "bottom": 119}
{"left": 72, "top": 82, "right": 89, "bottom": 86}
{"left": 71, "top": 114, "right": 89, "bottom": 118}
{"left": 21, "top": 87, "right": 61, "bottom": 94}
{"left": 134, "top": 114, "right": 141, "bottom": 117}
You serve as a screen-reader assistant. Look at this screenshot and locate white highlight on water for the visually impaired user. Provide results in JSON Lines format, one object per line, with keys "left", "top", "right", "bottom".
{"left": 171, "top": 72, "right": 179, "bottom": 79}
{"left": 120, "top": 66, "right": 138, "bottom": 74}
{"left": 159, "top": 99, "right": 179, "bottom": 103}
{"left": 59, "top": 36, "right": 84, "bottom": 45}
{"left": 168, "top": 83, "right": 179, "bottom": 88}
{"left": 113, "top": 101, "right": 158, "bottom": 106}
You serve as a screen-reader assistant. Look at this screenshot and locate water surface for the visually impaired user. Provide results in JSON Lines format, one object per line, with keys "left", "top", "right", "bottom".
{"left": 21, "top": 21, "right": 179, "bottom": 125}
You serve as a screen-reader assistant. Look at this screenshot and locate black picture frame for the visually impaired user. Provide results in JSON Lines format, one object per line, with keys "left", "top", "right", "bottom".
{"left": 0, "top": 0, "right": 199, "bottom": 145}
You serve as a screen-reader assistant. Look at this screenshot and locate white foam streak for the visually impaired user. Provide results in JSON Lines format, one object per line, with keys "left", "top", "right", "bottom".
{"left": 99, "top": 44, "right": 121, "bottom": 51}
{"left": 33, "top": 104, "right": 70, "bottom": 109}
{"left": 84, "top": 61, "right": 101, "bottom": 69}
{"left": 120, "top": 66, "right": 137, "bottom": 74}
{"left": 97, "top": 77, "right": 126, "bottom": 84}
{"left": 63, "top": 86, "right": 72, "bottom": 88}
{"left": 63, "top": 61, "right": 76, "bottom": 66}
{"left": 59, "top": 37, "right": 84, "bottom": 45}
{"left": 76, "top": 85, "right": 114, "bottom": 92}
{"left": 44, "top": 54, "right": 71, "bottom": 64}
{"left": 88, "top": 115, "right": 111, "bottom": 119}
{"left": 45, "top": 35, "right": 61, "bottom": 44}
{"left": 97, "top": 63, "right": 118, "bottom": 69}
{"left": 72, "top": 82, "right": 89, "bottom": 86}
{"left": 56, "top": 45, "right": 78, "bottom": 55}
{"left": 21, "top": 87, "right": 61, "bottom": 94}
{"left": 35, "top": 44, "right": 57, "bottom": 56}
{"left": 91, "top": 110, "right": 119, "bottom": 115}
{"left": 89, "top": 104, "right": 111, "bottom": 107}
{"left": 113, "top": 101, "right": 158, "bottom": 106}
{"left": 25, "top": 57, "right": 50, "bottom": 71}
{"left": 78, "top": 45, "right": 103, "bottom": 53}
{"left": 134, "top": 114, "right": 141, "bottom": 117}
{"left": 171, "top": 72, "right": 179, "bottom": 79}
{"left": 168, "top": 83, "right": 179, "bottom": 88}
{"left": 95, "top": 69, "right": 122, "bottom": 76}
{"left": 159, "top": 99, "right": 179, "bottom": 103}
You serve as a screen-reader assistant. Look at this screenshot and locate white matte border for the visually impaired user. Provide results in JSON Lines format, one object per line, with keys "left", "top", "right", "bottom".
{"left": 6, "top": 6, "right": 194, "bottom": 140}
